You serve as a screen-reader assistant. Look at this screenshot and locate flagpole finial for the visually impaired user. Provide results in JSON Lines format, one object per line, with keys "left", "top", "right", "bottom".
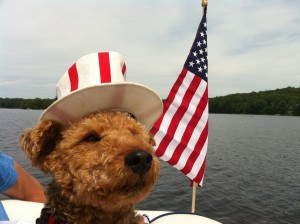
{"left": 202, "top": 0, "right": 208, "bottom": 7}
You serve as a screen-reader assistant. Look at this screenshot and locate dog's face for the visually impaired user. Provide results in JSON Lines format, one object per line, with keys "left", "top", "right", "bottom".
{"left": 20, "top": 111, "right": 160, "bottom": 211}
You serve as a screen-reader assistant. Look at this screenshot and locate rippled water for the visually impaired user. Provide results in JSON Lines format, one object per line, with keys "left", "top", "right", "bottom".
{"left": 1, "top": 109, "right": 299, "bottom": 224}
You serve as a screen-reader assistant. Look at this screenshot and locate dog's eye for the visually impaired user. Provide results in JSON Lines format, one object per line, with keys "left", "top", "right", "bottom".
{"left": 83, "top": 133, "right": 101, "bottom": 142}
{"left": 127, "top": 113, "right": 137, "bottom": 120}
{"left": 129, "top": 129, "right": 139, "bottom": 136}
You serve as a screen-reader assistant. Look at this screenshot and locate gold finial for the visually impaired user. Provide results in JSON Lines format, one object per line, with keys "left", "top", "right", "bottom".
{"left": 202, "top": 0, "right": 208, "bottom": 7}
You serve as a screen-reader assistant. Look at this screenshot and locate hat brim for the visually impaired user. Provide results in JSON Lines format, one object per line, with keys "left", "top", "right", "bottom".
{"left": 40, "top": 83, "right": 163, "bottom": 131}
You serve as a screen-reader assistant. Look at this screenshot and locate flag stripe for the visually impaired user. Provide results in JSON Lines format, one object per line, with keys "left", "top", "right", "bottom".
{"left": 153, "top": 69, "right": 194, "bottom": 157}
{"left": 153, "top": 69, "right": 189, "bottom": 149}
{"left": 186, "top": 138, "right": 208, "bottom": 180}
{"left": 98, "top": 52, "right": 111, "bottom": 83}
{"left": 181, "top": 87, "right": 208, "bottom": 171}
{"left": 68, "top": 63, "right": 79, "bottom": 92}
{"left": 191, "top": 156, "right": 206, "bottom": 184}
{"left": 150, "top": 69, "right": 188, "bottom": 137}
{"left": 167, "top": 77, "right": 208, "bottom": 165}
{"left": 181, "top": 118, "right": 208, "bottom": 174}
{"left": 173, "top": 104, "right": 208, "bottom": 170}
{"left": 159, "top": 72, "right": 203, "bottom": 161}
{"left": 156, "top": 71, "right": 201, "bottom": 159}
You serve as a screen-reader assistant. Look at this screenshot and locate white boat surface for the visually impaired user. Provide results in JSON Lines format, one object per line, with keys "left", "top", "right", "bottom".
{"left": 1, "top": 199, "right": 221, "bottom": 223}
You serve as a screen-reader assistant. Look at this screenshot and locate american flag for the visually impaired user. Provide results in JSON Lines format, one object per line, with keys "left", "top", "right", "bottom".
{"left": 150, "top": 8, "right": 208, "bottom": 186}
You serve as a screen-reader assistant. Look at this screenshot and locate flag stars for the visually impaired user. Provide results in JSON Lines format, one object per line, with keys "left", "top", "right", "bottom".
{"left": 189, "top": 61, "right": 195, "bottom": 67}
{"left": 183, "top": 13, "right": 208, "bottom": 82}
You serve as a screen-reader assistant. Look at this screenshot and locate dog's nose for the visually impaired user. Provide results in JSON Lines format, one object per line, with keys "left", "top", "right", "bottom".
{"left": 125, "top": 150, "right": 153, "bottom": 175}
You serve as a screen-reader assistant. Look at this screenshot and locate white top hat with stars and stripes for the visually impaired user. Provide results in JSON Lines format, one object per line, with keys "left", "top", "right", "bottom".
{"left": 40, "top": 52, "right": 163, "bottom": 131}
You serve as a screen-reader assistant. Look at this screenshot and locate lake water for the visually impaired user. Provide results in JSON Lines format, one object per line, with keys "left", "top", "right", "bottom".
{"left": 0, "top": 109, "right": 299, "bottom": 224}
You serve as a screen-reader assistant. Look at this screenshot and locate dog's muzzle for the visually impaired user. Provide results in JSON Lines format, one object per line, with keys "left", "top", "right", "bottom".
{"left": 125, "top": 150, "right": 153, "bottom": 176}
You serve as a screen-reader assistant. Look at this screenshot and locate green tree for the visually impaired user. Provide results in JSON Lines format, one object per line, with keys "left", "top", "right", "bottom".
{"left": 245, "top": 98, "right": 268, "bottom": 114}
{"left": 293, "top": 99, "right": 300, "bottom": 116}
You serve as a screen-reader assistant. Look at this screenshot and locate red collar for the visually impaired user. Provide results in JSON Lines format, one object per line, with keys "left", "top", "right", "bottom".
{"left": 48, "top": 214, "right": 66, "bottom": 224}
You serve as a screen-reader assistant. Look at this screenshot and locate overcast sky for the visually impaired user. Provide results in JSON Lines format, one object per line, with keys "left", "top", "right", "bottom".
{"left": 1, "top": 0, "right": 299, "bottom": 99}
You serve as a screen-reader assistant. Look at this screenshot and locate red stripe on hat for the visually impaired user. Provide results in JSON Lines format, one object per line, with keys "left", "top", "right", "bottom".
{"left": 68, "top": 63, "right": 79, "bottom": 91}
{"left": 98, "top": 52, "right": 111, "bottom": 83}
{"left": 122, "top": 63, "right": 126, "bottom": 75}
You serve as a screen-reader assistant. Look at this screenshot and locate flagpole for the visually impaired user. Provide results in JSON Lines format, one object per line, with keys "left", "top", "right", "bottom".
{"left": 191, "top": 0, "right": 208, "bottom": 214}
{"left": 191, "top": 182, "right": 197, "bottom": 213}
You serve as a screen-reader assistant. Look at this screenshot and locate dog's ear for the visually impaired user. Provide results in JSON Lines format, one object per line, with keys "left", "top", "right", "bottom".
{"left": 19, "top": 120, "right": 62, "bottom": 171}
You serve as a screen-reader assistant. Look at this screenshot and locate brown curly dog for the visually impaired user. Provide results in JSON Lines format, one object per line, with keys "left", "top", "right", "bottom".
{"left": 19, "top": 111, "right": 160, "bottom": 224}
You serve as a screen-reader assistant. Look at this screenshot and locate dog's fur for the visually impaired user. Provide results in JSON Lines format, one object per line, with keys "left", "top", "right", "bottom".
{"left": 20, "top": 111, "right": 160, "bottom": 224}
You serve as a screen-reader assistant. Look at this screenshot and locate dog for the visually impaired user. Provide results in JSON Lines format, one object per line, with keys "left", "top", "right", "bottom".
{"left": 20, "top": 111, "right": 160, "bottom": 224}
{"left": 19, "top": 51, "right": 163, "bottom": 223}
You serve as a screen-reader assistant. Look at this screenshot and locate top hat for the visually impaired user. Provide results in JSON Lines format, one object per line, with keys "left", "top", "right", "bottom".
{"left": 40, "top": 52, "right": 163, "bottom": 131}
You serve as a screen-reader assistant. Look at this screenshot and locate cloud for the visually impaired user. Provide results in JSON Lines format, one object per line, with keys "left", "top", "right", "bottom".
{"left": 207, "top": 0, "right": 300, "bottom": 96}
{"left": 0, "top": 0, "right": 299, "bottom": 99}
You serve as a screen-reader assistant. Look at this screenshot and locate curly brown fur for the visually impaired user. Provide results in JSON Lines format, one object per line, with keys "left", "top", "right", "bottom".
{"left": 20, "top": 111, "right": 160, "bottom": 224}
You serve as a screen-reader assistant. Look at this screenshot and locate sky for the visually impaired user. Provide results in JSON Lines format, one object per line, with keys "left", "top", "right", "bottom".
{"left": 0, "top": 0, "right": 299, "bottom": 99}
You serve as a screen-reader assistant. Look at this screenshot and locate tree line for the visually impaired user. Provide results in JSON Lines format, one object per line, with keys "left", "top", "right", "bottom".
{"left": 1, "top": 87, "right": 300, "bottom": 116}
{"left": 209, "top": 87, "right": 300, "bottom": 116}
{"left": 0, "top": 97, "right": 55, "bottom": 110}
